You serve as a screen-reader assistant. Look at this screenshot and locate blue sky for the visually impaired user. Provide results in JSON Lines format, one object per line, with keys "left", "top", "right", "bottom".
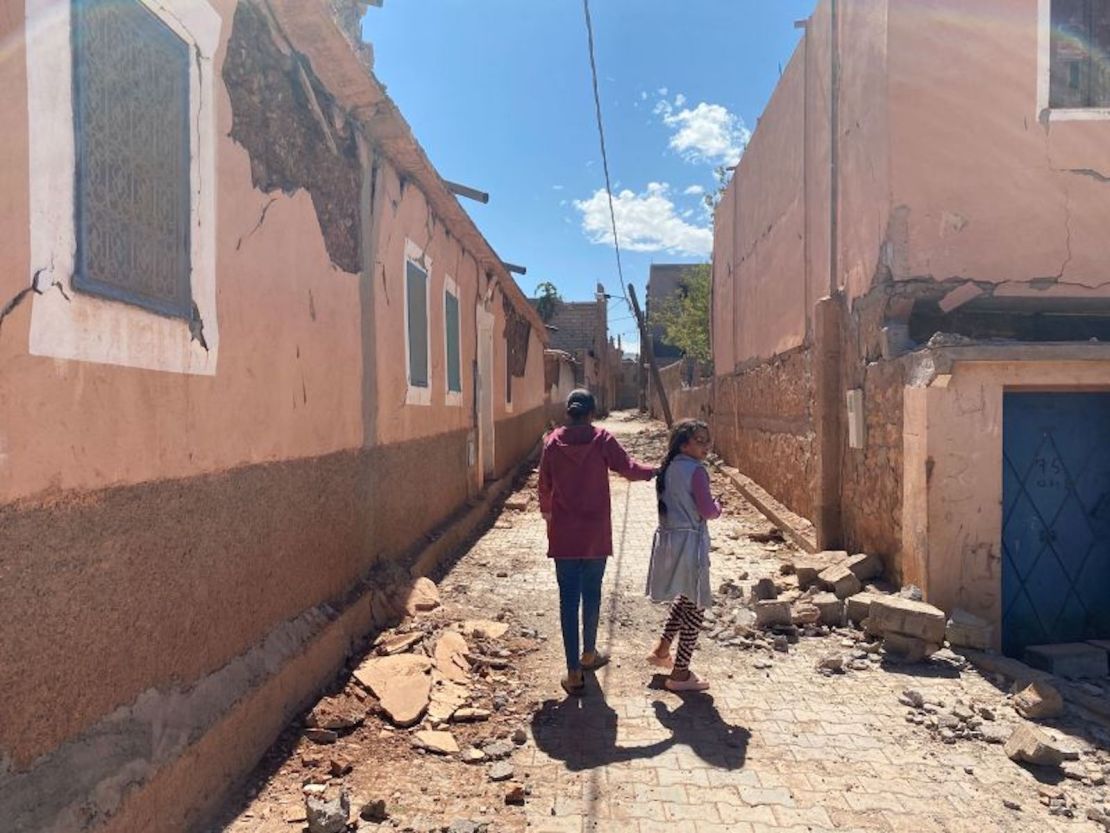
{"left": 364, "top": 1, "right": 815, "bottom": 351}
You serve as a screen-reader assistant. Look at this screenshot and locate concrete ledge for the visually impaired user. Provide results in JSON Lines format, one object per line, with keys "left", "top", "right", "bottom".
{"left": 712, "top": 461, "right": 818, "bottom": 554}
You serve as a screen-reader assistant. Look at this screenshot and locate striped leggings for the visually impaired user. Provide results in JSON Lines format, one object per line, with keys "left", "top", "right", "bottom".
{"left": 661, "top": 595, "right": 704, "bottom": 671}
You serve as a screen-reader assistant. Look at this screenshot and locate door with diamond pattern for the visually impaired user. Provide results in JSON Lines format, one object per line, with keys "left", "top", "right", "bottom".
{"left": 1002, "top": 392, "right": 1110, "bottom": 657}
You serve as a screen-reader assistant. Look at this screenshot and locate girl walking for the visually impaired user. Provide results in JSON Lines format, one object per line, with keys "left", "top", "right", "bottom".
{"left": 646, "top": 419, "right": 721, "bottom": 692}
{"left": 539, "top": 390, "right": 657, "bottom": 695}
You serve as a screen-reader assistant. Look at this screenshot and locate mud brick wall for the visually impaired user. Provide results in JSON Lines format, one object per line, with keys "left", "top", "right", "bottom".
{"left": 494, "top": 405, "right": 546, "bottom": 478}
{"left": 710, "top": 347, "right": 816, "bottom": 519}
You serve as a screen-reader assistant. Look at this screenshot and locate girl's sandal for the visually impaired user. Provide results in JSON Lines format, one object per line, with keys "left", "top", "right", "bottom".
{"left": 580, "top": 651, "right": 610, "bottom": 671}
{"left": 646, "top": 652, "right": 673, "bottom": 669}
{"left": 664, "top": 672, "right": 710, "bottom": 692}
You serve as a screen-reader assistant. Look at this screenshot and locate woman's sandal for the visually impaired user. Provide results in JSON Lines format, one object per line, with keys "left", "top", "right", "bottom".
{"left": 580, "top": 651, "right": 610, "bottom": 671}
{"left": 664, "top": 671, "right": 710, "bottom": 692}
{"left": 560, "top": 673, "right": 586, "bottom": 695}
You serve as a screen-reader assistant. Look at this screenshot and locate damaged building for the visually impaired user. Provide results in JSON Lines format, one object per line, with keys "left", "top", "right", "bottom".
{"left": 711, "top": 0, "right": 1110, "bottom": 658}
{"left": 0, "top": 0, "right": 546, "bottom": 830}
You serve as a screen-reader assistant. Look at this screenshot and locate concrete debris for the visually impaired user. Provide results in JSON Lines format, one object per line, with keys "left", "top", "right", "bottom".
{"left": 352, "top": 653, "right": 433, "bottom": 727}
{"left": 754, "top": 600, "right": 792, "bottom": 628}
{"left": 434, "top": 631, "right": 472, "bottom": 684}
{"left": 305, "top": 790, "right": 350, "bottom": 833}
{"left": 1005, "top": 724, "right": 1078, "bottom": 768}
{"left": 488, "top": 761, "right": 514, "bottom": 782}
{"left": 502, "top": 496, "right": 529, "bottom": 511}
{"left": 812, "top": 593, "right": 845, "bottom": 627}
{"left": 427, "top": 677, "right": 470, "bottom": 725}
{"left": 400, "top": 577, "right": 442, "bottom": 616}
{"left": 792, "top": 560, "right": 823, "bottom": 590}
{"left": 752, "top": 577, "right": 778, "bottom": 601}
{"left": 846, "top": 553, "right": 883, "bottom": 582}
{"left": 1013, "top": 681, "right": 1065, "bottom": 720}
{"left": 866, "top": 596, "right": 947, "bottom": 645}
{"left": 454, "top": 620, "right": 510, "bottom": 640}
{"left": 846, "top": 592, "right": 882, "bottom": 625}
{"left": 791, "top": 603, "right": 821, "bottom": 625}
{"left": 882, "top": 632, "right": 940, "bottom": 663}
{"left": 413, "top": 730, "right": 460, "bottom": 755}
{"left": 817, "top": 563, "right": 863, "bottom": 599}
{"left": 945, "top": 608, "right": 993, "bottom": 650}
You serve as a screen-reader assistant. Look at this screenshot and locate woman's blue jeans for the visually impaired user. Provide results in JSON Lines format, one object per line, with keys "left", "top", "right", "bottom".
{"left": 554, "top": 558, "right": 608, "bottom": 671}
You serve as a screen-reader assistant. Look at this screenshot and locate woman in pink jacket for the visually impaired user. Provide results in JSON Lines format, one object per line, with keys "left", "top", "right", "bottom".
{"left": 538, "top": 390, "right": 656, "bottom": 694}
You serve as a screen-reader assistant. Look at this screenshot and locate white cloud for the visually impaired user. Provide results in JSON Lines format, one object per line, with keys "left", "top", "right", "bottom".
{"left": 640, "top": 91, "right": 648, "bottom": 101}
{"left": 683, "top": 184, "right": 705, "bottom": 196}
{"left": 655, "top": 95, "right": 751, "bottom": 167}
{"left": 552, "top": 185, "right": 564, "bottom": 190}
{"left": 573, "top": 182, "right": 712, "bottom": 257}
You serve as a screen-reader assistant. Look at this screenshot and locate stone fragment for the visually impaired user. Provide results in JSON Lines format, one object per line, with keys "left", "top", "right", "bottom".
{"left": 427, "top": 677, "right": 470, "bottom": 725}
{"left": 455, "top": 620, "right": 510, "bottom": 640}
{"left": 945, "top": 608, "right": 993, "bottom": 650}
{"left": 882, "top": 633, "right": 939, "bottom": 663}
{"left": 503, "top": 496, "right": 529, "bottom": 510}
{"left": 375, "top": 631, "right": 424, "bottom": 656}
{"left": 307, "top": 694, "right": 366, "bottom": 731}
{"left": 413, "top": 730, "right": 460, "bottom": 755}
{"left": 447, "top": 822, "right": 488, "bottom": 833}
{"left": 461, "top": 747, "right": 486, "bottom": 763}
{"left": 846, "top": 553, "right": 883, "bottom": 582}
{"left": 434, "top": 631, "right": 471, "bottom": 684}
{"left": 303, "top": 728, "right": 338, "bottom": 745}
{"left": 306, "top": 790, "right": 350, "bottom": 833}
{"left": 846, "top": 592, "right": 883, "bottom": 625}
{"left": 791, "top": 603, "right": 820, "bottom": 625}
{"left": 899, "top": 689, "right": 925, "bottom": 708}
{"left": 792, "top": 561, "right": 822, "bottom": 590}
{"left": 817, "top": 654, "right": 844, "bottom": 673}
{"left": 483, "top": 739, "right": 515, "bottom": 760}
{"left": 900, "top": 584, "right": 924, "bottom": 601}
{"left": 1088, "top": 807, "right": 1110, "bottom": 831}
{"left": 812, "top": 593, "right": 845, "bottom": 626}
{"left": 504, "top": 785, "right": 525, "bottom": 806}
{"left": 352, "top": 654, "right": 433, "bottom": 727}
{"left": 511, "top": 728, "right": 527, "bottom": 745}
{"left": 867, "top": 596, "right": 947, "bottom": 644}
{"left": 773, "top": 635, "right": 789, "bottom": 652}
{"left": 452, "top": 708, "right": 491, "bottom": 722}
{"left": 488, "top": 761, "right": 514, "bottom": 782}
{"left": 817, "top": 564, "right": 863, "bottom": 599}
{"left": 399, "top": 576, "right": 441, "bottom": 617}
{"left": 752, "top": 578, "right": 778, "bottom": 601}
{"left": 1025, "top": 642, "right": 1109, "bottom": 679}
{"left": 1013, "top": 681, "right": 1065, "bottom": 720}
{"left": 1005, "top": 725, "right": 1073, "bottom": 768}
{"left": 359, "top": 799, "right": 388, "bottom": 822}
{"left": 328, "top": 755, "right": 353, "bottom": 777}
{"left": 754, "top": 600, "right": 792, "bottom": 628}
{"left": 371, "top": 589, "right": 401, "bottom": 630}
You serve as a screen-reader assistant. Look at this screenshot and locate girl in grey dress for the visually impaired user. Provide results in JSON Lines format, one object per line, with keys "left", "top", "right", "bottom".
{"left": 645, "top": 419, "right": 721, "bottom": 692}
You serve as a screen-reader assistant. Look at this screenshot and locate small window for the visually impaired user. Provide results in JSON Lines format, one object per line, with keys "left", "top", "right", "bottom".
{"left": 405, "top": 259, "right": 429, "bottom": 394}
{"left": 444, "top": 286, "right": 462, "bottom": 398}
{"left": 1050, "top": 0, "right": 1110, "bottom": 108}
{"left": 72, "top": 0, "right": 193, "bottom": 318}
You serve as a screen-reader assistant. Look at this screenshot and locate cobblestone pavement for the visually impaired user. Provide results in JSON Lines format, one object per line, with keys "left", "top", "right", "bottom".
{"left": 220, "top": 413, "right": 1108, "bottom": 833}
{"left": 446, "top": 414, "right": 1107, "bottom": 833}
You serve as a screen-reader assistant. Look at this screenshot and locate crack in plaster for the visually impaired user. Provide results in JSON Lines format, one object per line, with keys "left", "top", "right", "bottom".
{"left": 236, "top": 197, "right": 279, "bottom": 251}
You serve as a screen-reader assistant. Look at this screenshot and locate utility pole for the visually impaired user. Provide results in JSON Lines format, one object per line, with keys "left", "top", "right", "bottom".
{"left": 628, "top": 284, "right": 673, "bottom": 427}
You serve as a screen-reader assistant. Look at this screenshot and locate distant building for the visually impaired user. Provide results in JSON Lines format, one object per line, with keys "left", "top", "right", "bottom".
{"left": 646, "top": 263, "right": 701, "bottom": 361}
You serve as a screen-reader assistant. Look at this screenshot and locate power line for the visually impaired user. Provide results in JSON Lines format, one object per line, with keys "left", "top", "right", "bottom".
{"left": 581, "top": 0, "right": 631, "bottom": 311}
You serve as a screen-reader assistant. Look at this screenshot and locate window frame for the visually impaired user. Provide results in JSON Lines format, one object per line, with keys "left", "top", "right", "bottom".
{"left": 443, "top": 275, "right": 463, "bottom": 406}
{"left": 25, "top": 0, "right": 220, "bottom": 375}
{"left": 1038, "top": 0, "right": 1110, "bottom": 121}
{"left": 403, "top": 238, "right": 432, "bottom": 406}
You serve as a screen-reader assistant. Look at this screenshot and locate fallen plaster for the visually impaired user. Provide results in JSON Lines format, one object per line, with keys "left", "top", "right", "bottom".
{"left": 0, "top": 605, "right": 334, "bottom": 832}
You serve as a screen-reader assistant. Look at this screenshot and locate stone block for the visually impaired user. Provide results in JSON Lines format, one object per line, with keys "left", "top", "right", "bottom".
{"left": 817, "top": 563, "right": 863, "bottom": 599}
{"left": 867, "top": 596, "right": 947, "bottom": 644}
{"left": 1005, "top": 725, "right": 1077, "bottom": 768}
{"left": 754, "top": 600, "right": 792, "bottom": 628}
{"left": 818, "top": 549, "right": 850, "bottom": 564}
{"left": 945, "top": 608, "right": 993, "bottom": 650}
{"left": 1025, "top": 643, "right": 1109, "bottom": 679}
{"left": 752, "top": 577, "right": 778, "bottom": 601}
{"left": 791, "top": 603, "right": 820, "bottom": 625}
{"left": 846, "top": 552, "right": 883, "bottom": 582}
{"left": 1013, "top": 681, "right": 1065, "bottom": 720}
{"left": 793, "top": 561, "right": 823, "bottom": 590}
{"left": 846, "top": 592, "right": 882, "bottom": 625}
{"left": 882, "top": 632, "right": 939, "bottom": 663}
{"left": 812, "top": 592, "right": 845, "bottom": 626}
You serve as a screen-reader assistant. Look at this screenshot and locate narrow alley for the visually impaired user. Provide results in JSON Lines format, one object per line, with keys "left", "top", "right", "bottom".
{"left": 215, "top": 415, "right": 1110, "bottom": 833}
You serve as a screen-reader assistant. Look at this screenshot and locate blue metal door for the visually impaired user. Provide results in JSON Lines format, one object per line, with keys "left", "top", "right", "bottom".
{"left": 1002, "top": 392, "right": 1110, "bottom": 657}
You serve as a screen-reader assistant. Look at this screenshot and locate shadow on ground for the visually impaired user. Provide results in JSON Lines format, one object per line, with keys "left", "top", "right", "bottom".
{"left": 531, "top": 674, "right": 750, "bottom": 773}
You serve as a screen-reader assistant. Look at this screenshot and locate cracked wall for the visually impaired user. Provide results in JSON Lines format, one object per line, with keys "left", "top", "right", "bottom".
{"left": 223, "top": 1, "right": 363, "bottom": 274}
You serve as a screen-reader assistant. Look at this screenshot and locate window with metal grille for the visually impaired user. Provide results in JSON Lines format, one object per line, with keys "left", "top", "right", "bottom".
{"left": 1050, "top": 0, "right": 1110, "bottom": 108}
{"left": 71, "top": 0, "right": 193, "bottom": 318}
{"left": 406, "top": 260, "right": 429, "bottom": 389}
{"left": 445, "top": 289, "right": 462, "bottom": 394}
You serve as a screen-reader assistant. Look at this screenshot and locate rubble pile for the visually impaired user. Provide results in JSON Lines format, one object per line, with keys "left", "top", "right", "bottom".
{"left": 287, "top": 576, "right": 539, "bottom": 831}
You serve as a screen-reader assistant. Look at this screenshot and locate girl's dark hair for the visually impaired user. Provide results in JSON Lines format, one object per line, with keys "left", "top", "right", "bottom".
{"left": 656, "top": 419, "right": 709, "bottom": 515}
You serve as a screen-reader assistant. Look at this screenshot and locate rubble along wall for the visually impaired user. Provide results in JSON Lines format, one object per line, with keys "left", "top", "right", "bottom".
{"left": 709, "top": 347, "right": 816, "bottom": 520}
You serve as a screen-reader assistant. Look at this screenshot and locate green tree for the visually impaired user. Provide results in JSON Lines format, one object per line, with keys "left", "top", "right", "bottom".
{"left": 534, "top": 281, "right": 562, "bottom": 323}
{"left": 649, "top": 263, "right": 712, "bottom": 364}
{"left": 703, "top": 165, "right": 734, "bottom": 212}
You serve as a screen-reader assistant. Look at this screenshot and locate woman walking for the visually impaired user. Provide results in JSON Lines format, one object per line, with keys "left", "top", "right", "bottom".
{"left": 646, "top": 419, "right": 721, "bottom": 692}
{"left": 538, "top": 390, "right": 656, "bottom": 695}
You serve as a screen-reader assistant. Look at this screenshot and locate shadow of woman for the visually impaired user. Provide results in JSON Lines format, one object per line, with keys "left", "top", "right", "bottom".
{"left": 530, "top": 677, "right": 675, "bottom": 772}
{"left": 648, "top": 675, "right": 750, "bottom": 769}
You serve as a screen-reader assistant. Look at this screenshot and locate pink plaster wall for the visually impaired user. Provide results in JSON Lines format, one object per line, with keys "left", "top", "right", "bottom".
{"left": 886, "top": 0, "right": 1110, "bottom": 297}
